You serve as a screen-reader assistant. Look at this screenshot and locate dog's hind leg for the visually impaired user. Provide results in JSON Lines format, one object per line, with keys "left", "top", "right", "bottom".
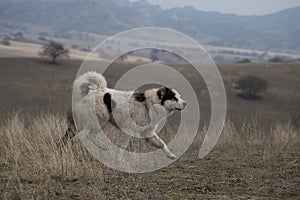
{"left": 59, "top": 109, "right": 109, "bottom": 150}
{"left": 86, "top": 129, "right": 108, "bottom": 151}
{"left": 146, "top": 134, "right": 176, "bottom": 159}
{"left": 58, "top": 110, "right": 77, "bottom": 148}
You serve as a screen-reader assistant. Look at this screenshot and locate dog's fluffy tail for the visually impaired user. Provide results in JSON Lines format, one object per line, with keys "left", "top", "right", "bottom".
{"left": 73, "top": 71, "right": 107, "bottom": 101}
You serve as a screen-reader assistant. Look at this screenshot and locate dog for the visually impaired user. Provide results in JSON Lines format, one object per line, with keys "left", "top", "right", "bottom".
{"left": 61, "top": 71, "right": 187, "bottom": 159}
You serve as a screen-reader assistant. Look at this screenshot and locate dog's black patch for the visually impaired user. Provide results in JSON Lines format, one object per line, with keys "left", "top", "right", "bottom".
{"left": 133, "top": 92, "right": 146, "bottom": 102}
{"left": 103, "top": 93, "right": 116, "bottom": 113}
{"left": 157, "top": 87, "right": 177, "bottom": 105}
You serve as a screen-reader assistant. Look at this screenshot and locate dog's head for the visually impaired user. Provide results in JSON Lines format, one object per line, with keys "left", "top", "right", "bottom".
{"left": 157, "top": 87, "right": 187, "bottom": 111}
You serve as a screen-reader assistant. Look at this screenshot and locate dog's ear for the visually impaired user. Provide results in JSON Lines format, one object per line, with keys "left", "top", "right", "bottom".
{"left": 157, "top": 87, "right": 165, "bottom": 99}
{"left": 157, "top": 87, "right": 170, "bottom": 99}
{"left": 87, "top": 79, "right": 98, "bottom": 90}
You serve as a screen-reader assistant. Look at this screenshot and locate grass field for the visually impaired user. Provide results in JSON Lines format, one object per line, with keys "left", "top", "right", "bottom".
{"left": 0, "top": 57, "right": 299, "bottom": 199}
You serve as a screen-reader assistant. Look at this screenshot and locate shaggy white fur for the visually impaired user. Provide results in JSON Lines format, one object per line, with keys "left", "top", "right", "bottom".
{"left": 68, "top": 71, "right": 187, "bottom": 159}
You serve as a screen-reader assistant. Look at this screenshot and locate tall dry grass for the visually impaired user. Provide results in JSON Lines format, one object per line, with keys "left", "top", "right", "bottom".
{"left": 0, "top": 113, "right": 106, "bottom": 199}
{"left": 0, "top": 113, "right": 299, "bottom": 199}
{"left": 216, "top": 117, "right": 299, "bottom": 160}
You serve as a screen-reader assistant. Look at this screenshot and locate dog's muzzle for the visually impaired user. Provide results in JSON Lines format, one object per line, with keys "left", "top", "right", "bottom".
{"left": 176, "top": 101, "right": 187, "bottom": 111}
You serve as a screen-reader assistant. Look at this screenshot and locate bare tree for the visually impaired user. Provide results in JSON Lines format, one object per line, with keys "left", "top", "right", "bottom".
{"left": 39, "top": 41, "right": 69, "bottom": 64}
{"left": 235, "top": 75, "right": 268, "bottom": 100}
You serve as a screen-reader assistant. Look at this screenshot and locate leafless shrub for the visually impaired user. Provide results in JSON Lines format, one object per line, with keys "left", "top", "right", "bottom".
{"left": 149, "top": 49, "right": 159, "bottom": 62}
{"left": 268, "top": 56, "right": 285, "bottom": 63}
{"left": 236, "top": 58, "right": 251, "bottom": 63}
{"left": 0, "top": 37, "right": 11, "bottom": 46}
{"left": 235, "top": 75, "right": 268, "bottom": 100}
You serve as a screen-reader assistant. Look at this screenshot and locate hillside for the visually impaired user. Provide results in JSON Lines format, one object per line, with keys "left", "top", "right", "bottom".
{"left": 0, "top": 0, "right": 300, "bottom": 52}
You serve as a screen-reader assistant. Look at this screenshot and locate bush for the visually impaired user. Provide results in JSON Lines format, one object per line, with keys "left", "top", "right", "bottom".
{"left": 38, "top": 36, "right": 47, "bottom": 41}
{"left": 236, "top": 58, "right": 251, "bottom": 63}
{"left": 150, "top": 49, "right": 159, "bottom": 62}
{"left": 13, "top": 32, "right": 24, "bottom": 41}
{"left": 235, "top": 75, "right": 268, "bottom": 100}
{"left": 1, "top": 37, "right": 11, "bottom": 46}
{"left": 268, "top": 56, "right": 285, "bottom": 62}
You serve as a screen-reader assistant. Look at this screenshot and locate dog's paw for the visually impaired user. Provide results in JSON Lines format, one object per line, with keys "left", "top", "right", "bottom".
{"left": 99, "top": 145, "right": 108, "bottom": 151}
{"left": 167, "top": 153, "right": 177, "bottom": 160}
{"left": 93, "top": 141, "right": 108, "bottom": 151}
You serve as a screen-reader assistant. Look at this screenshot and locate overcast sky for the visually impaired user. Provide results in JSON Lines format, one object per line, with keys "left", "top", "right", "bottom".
{"left": 129, "top": 0, "right": 300, "bottom": 15}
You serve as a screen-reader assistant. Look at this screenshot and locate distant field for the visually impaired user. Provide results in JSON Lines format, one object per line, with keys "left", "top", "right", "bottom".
{"left": 0, "top": 57, "right": 300, "bottom": 124}
{"left": 0, "top": 39, "right": 98, "bottom": 60}
{"left": 0, "top": 57, "right": 299, "bottom": 199}
{"left": 1, "top": 37, "right": 299, "bottom": 63}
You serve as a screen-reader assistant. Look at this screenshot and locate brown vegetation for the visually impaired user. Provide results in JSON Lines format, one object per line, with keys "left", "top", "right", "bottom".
{"left": 0, "top": 58, "right": 299, "bottom": 199}
{"left": 235, "top": 75, "right": 268, "bottom": 99}
{"left": 0, "top": 113, "right": 299, "bottom": 199}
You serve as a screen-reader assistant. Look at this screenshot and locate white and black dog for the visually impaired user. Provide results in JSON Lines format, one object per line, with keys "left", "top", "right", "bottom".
{"left": 61, "top": 71, "right": 187, "bottom": 159}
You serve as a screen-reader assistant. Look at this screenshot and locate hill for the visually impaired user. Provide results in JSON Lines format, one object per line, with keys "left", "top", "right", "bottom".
{"left": 0, "top": 0, "right": 300, "bottom": 52}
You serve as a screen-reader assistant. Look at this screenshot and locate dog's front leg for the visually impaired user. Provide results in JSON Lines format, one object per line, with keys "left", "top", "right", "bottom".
{"left": 146, "top": 134, "right": 176, "bottom": 159}
{"left": 86, "top": 130, "right": 108, "bottom": 151}
{"left": 120, "top": 135, "right": 132, "bottom": 150}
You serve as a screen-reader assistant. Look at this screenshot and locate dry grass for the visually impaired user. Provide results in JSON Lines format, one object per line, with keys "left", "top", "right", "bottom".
{"left": 0, "top": 113, "right": 106, "bottom": 199}
{"left": 216, "top": 118, "right": 299, "bottom": 161}
{"left": 0, "top": 113, "right": 299, "bottom": 199}
{"left": 0, "top": 58, "right": 299, "bottom": 199}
